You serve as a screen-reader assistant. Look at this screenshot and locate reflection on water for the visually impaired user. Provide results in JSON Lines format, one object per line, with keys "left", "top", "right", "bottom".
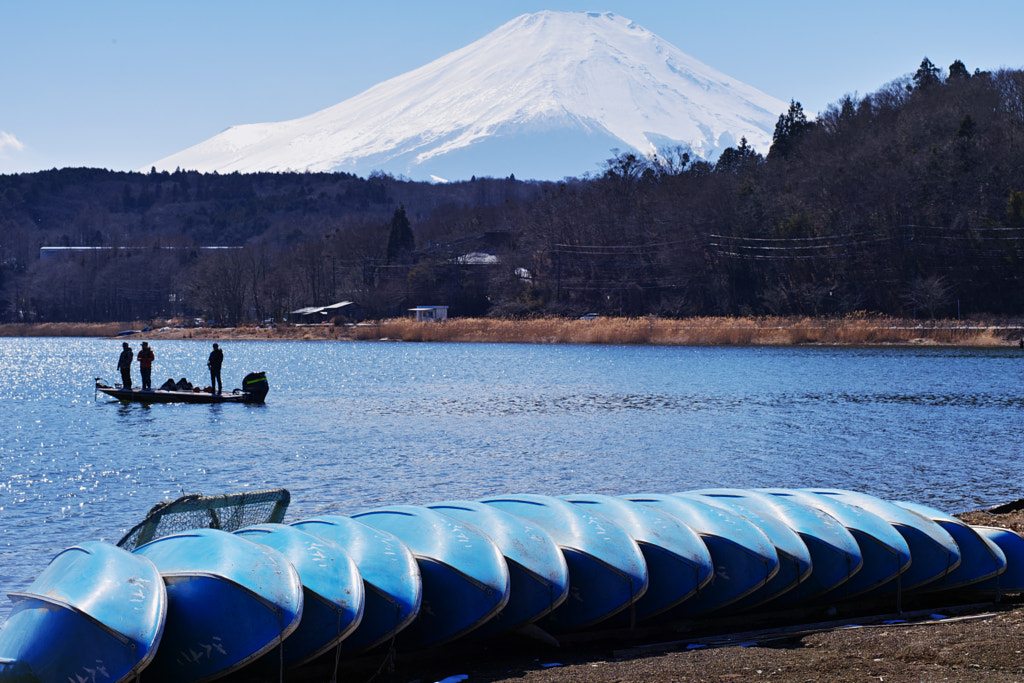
{"left": 1, "top": 338, "right": 1022, "bottom": 623}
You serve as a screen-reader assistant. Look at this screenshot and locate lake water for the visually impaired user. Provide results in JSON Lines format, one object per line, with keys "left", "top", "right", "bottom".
{"left": 1, "top": 337, "right": 1023, "bottom": 623}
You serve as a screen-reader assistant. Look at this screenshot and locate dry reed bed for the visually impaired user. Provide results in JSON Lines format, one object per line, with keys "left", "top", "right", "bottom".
{"left": 0, "top": 322, "right": 129, "bottom": 337}
{"left": 356, "top": 316, "right": 1024, "bottom": 347}
{"left": 2, "top": 316, "right": 1021, "bottom": 347}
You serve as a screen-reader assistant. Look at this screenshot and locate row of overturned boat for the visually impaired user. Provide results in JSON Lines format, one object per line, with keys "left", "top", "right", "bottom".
{"left": 1, "top": 487, "right": 1022, "bottom": 683}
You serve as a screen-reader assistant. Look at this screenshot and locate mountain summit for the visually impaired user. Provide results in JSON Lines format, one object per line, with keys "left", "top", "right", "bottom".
{"left": 148, "top": 11, "right": 787, "bottom": 181}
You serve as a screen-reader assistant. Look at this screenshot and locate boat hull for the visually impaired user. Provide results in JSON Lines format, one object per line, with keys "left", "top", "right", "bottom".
{"left": 290, "top": 516, "right": 421, "bottom": 654}
{"left": 895, "top": 501, "right": 1006, "bottom": 590}
{"left": 234, "top": 524, "right": 364, "bottom": 667}
{"left": 0, "top": 541, "right": 166, "bottom": 683}
{"left": 352, "top": 506, "right": 510, "bottom": 649}
{"left": 480, "top": 494, "right": 648, "bottom": 631}
{"left": 760, "top": 489, "right": 912, "bottom": 598}
{"left": 97, "top": 386, "right": 263, "bottom": 404}
{"left": 427, "top": 501, "right": 570, "bottom": 635}
{"left": 968, "top": 526, "right": 1024, "bottom": 593}
{"left": 132, "top": 529, "right": 302, "bottom": 683}
{"left": 691, "top": 490, "right": 864, "bottom": 606}
{"left": 623, "top": 493, "right": 779, "bottom": 616}
{"left": 803, "top": 489, "right": 962, "bottom": 593}
{"left": 562, "top": 494, "right": 714, "bottom": 621}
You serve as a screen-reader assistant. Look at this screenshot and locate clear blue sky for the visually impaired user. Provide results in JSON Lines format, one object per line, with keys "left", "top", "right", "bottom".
{"left": 2, "top": 0, "right": 1021, "bottom": 174}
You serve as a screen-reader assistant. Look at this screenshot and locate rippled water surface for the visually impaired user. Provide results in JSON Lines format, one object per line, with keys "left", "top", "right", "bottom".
{"left": 2, "top": 337, "right": 1023, "bottom": 622}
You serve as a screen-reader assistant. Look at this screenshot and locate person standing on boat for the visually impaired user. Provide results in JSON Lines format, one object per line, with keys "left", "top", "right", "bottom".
{"left": 207, "top": 343, "right": 223, "bottom": 394}
{"left": 137, "top": 342, "right": 155, "bottom": 390}
{"left": 117, "top": 342, "right": 133, "bottom": 389}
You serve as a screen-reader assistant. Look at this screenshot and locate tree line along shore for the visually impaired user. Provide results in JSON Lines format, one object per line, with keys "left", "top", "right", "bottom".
{"left": 3, "top": 315, "right": 1023, "bottom": 347}
{"left": 3, "top": 62, "right": 1024, "bottom": 328}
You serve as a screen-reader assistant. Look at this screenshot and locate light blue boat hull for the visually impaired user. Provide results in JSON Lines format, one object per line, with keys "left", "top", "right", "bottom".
{"left": 291, "top": 515, "right": 420, "bottom": 654}
{"left": 624, "top": 493, "right": 779, "bottom": 616}
{"left": 480, "top": 494, "right": 648, "bottom": 631}
{"left": 761, "top": 489, "right": 912, "bottom": 597}
{"left": 427, "top": 500, "right": 570, "bottom": 635}
{"left": 677, "top": 492, "right": 813, "bottom": 611}
{"left": 0, "top": 541, "right": 166, "bottom": 683}
{"left": 968, "top": 526, "right": 1024, "bottom": 593}
{"left": 132, "top": 528, "right": 303, "bottom": 683}
{"left": 352, "top": 506, "right": 510, "bottom": 649}
{"left": 803, "top": 489, "right": 962, "bottom": 593}
{"left": 11, "top": 485, "right": 1024, "bottom": 672}
{"left": 235, "top": 524, "right": 365, "bottom": 667}
{"left": 895, "top": 501, "right": 1006, "bottom": 590}
{"left": 692, "top": 489, "right": 864, "bottom": 606}
{"left": 562, "top": 494, "right": 713, "bottom": 621}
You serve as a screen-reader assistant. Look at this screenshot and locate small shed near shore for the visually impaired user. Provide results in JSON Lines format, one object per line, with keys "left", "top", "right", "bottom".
{"left": 410, "top": 306, "right": 448, "bottom": 322}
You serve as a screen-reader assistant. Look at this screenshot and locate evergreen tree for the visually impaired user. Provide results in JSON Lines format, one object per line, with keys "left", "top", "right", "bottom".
{"left": 947, "top": 59, "right": 970, "bottom": 82}
{"left": 716, "top": 137, "right": 763, "bottom": 173}
{"left": 386, "top": 204, "right": 414, "bottom": 264}
{"left": 769, "top": 100, "right": 811, "bottom": 159}
{"left": 913, "top": 57, "right": 941, "bottom": 90}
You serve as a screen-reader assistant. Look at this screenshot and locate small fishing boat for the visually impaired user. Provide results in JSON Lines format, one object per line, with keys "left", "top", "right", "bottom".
{"left": 95, "top": 371, "right": 269, "bottom": 404}
{"left": 0, "top": 541, "right": 166, "bottom": 683}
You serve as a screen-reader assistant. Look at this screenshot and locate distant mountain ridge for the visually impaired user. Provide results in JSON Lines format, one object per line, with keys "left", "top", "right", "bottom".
{"left": 148, "top": 11, "right": 787, "bottom": 181}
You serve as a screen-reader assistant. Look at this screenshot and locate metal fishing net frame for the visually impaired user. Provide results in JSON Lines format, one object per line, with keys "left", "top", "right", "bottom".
{"left": 116, "top": 488, "right": 291, "bottom": 551}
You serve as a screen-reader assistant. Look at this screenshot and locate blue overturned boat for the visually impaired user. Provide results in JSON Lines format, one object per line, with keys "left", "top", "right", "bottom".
{"left": 759, "top": 488, "right": 912, "bottom": 598}
{"left": 427, "top": 500, "right": 570, "bottom": 636}
{"left": 132, "top": 528, "right": 303, "bottom": 683}
{"left": 351, "top": 506, "right": 510, "bottom": 649}
{"left": 561, "top": 494, "right": 713, "bottom": 621}
{"left": 623, "top": 493, "right": 779, "bottom": 615}
{"left": 803, "top": 488, "right": 962, "bottom": 592}
{"left": 234, "top": 524, "right": 364, "bottom": 668}
{"left": 0, "top": 541, "right": 166, "bottom": 683}
{"left": 3, "top": 485, "right": 1023, "bottom": 677}
{"left": 690, "top": 489, "right": 864, "bottom": 606}
{"left": 969, "top": 526, "right": 1024, "bottom": 594}
{"left": 675, "top": 491, "right": 814, "bottom": 612}
{"left": 290, "top": 515, "right": 421, "bottom": 654}
{"left": 894, "top": 501, "right": 1006, "bottom": 590}
{"left": 480, "top": 494, "right": 648, "bottom": 631}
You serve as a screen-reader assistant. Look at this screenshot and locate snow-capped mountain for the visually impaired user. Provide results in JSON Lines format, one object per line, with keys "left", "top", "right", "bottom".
{"left": 148, "top": 11, "right": 787, "bottom": 181}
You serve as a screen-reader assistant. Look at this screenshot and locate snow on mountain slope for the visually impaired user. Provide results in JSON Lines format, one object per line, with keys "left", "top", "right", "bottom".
{"left": 148, "top": 11, "right": 787, "bottom": 181}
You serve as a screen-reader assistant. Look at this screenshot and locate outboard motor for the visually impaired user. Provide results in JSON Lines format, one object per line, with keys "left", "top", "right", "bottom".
{"left": 241, "top": 371, "right": 269, "bottom": 403}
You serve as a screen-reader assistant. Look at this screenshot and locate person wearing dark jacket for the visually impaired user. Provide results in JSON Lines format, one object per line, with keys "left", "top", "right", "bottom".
{"left": 207, "top": 343, "right": 224, "bottom": 394}
{"left": 117, "top": 342, "right": 133, "bottom": 389}
{"left": 137, "top": 342, "right": 155, "bottom": 390}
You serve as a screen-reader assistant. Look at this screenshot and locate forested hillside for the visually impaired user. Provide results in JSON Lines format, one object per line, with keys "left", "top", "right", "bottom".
{"left": 2, "top": 59, "right": 1022, "bottom": 323}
